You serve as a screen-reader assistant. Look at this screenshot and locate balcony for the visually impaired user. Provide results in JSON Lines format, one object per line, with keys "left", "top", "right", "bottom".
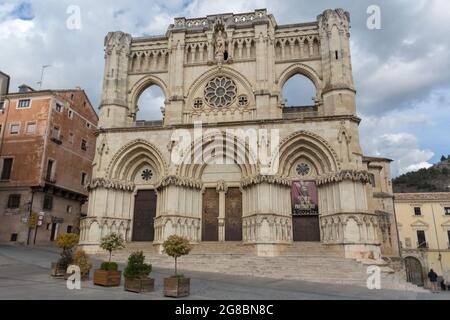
{"left": 45, "top": 173, "right": 56, "bottom": 184}
{"left": 417, "top": 241, "right": 429, "bottom": 249}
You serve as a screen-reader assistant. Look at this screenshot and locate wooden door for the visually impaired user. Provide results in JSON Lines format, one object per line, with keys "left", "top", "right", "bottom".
{"left": 132, "top": 190, "right": 157, "bottom": 242}
{"left": 225, "top": 188, "right": 242, "bottom": 241}
{"left": 202, "top": 188, "right": 219, "bottom": 241}
{"left": 405, "top": 257, "right": 424, "bottom": 286}
{"left": 292, "top": 216, "right": 320, "bottom": 242}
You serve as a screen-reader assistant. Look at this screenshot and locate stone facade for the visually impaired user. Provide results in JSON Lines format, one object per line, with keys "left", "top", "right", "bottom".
{"left": 395, "top": 192, "right": 450, "bottom": 284}
{"left": 81, "top": 9, "right": 400, "bottom": 260}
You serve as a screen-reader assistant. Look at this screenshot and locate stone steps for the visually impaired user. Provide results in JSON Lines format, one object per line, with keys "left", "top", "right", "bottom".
{"left": 97, "top": 242, "right": 425, "bottom": 292}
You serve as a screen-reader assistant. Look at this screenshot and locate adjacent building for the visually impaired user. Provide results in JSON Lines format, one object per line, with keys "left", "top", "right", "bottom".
{"left": 0, "top": 80, "right": 98, "bottom": 244}
{"left": 80, "top": 8, "right": 400, "bottom": 263}
{"left": 395, "top": 192, "right": 450, "bottom": 286}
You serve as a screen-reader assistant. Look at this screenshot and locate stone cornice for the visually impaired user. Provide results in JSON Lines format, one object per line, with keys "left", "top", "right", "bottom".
{"left": 317, "top": 170, "right": 371, "bottom": 186}
{"left": 241, "top": 175, "right": 292, "bottom": 188}
{"left": 88, "top": 178, "right": 135, "bottom": 191}
{"left": 156, "top": 175, "right": 203, "bottom": 190}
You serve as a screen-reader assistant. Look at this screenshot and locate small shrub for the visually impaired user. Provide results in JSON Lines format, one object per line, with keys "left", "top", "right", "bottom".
{"left": 56, "top": 233, "right": 79, "bottom": 250}
{"left": 123, "top": 251, "right": 152, "bottom": 280}
{"left": 100, "top": 262, "right": 118, "bottom": 271}
{"left": 100, "top": 233, "right": 125, "bottom": 262}
{"left": 55, "top": 233, "right": 79, "bottom": 270}
{"left": 163, "top": 235, "right": 192, "bottom": 277}
{"left": 73, "top": 249, "right": 92, "bottom": 276}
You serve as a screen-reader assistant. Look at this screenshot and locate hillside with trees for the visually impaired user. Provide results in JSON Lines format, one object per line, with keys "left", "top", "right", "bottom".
{"left": 393, "top": 155, "right": 450, "bottom": 193}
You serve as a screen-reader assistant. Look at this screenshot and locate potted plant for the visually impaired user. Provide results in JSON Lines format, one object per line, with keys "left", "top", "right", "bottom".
{"left": 162, "top": 235, "right": 192, "bottom": 298}
{"left": 51, "top": 233, "right": 79, "bottom": 277}
{"left": 93, "top": 233, "right": 125, "bottom": 287}
{"left": 65, "top": 249, "right": 93, "bottom": 280}
{"left": 123, "top": 251, "right": 154, "bottom": 293}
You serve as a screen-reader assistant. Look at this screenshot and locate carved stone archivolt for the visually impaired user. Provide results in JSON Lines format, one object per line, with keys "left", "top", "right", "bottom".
{"left": 317, "top": 170, "right": 371, "bottom": 186}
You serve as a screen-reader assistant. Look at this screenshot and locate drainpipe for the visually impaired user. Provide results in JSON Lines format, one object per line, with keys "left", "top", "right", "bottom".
{"left": 431, "top": 205, "right": 444, "bottom": 275}
{"left": 26, "top": 190, "right": 35, "bottom": 245}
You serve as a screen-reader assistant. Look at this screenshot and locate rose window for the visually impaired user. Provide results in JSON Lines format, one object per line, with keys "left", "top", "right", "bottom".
{"left": 141, "top": 169, "right": 153, "bottom": 181}
{"left": 296, "top": 163, "right": 310, "bottom": 176}
{"left": 204, "top": 76, "right": 237, "bottom": 108}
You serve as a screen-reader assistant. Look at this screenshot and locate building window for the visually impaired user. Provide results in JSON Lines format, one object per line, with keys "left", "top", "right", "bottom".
{"left": 10, "top": 123, "right": 20, "bottom": 134}
{"left": 46, "top": 159, "right": 54, "bottom": 182}
{"left": 55, "top": 103, "right": 63, "bottom": 112}
{"left": 68, "top": 109, "right": 74, "bottom": 119}
{"left": 81, "top": 172, "right": 87, "bottom": 185}
{"left": 0, "top": 101, "right": 4, "bottom": 111}
{"left": 445, "top": 207, "right": 450, "bottom": 215}
{"left": 43, "top": 195, "right": 53, "bottom": 210}
{"left": 66, "top": 205, "right": 73, "bottom": 213}
{"left": 81, "top": 139, "right": 87, "bottom": 151}
{"left": 17, "top": 99, "right": 31, "bottom": 108}
{"left": 69, "top": 132, "right": 74, "bottom": 144}
{"left": 51, "top": 126, "right": 61, "bottom": 144}
{"left": 417, "top": 230, "right": 427, "bottom": 248}
{"left": 448, "top": 231, "right": 450, "bottom": 248}
{"left": 86, "top": 122, "right": 91, "bottom": 129}
{"left": 7, "top": 194, "right": 21, "bottom": 209}
{"left": 26, "top": 122, "right": 36, "bottom": 134}
{"left": 67, "top": 225, "right": 73, "bottom": 233}
{"left": 71, "top": 94, "right": 74, "bottom": 100}
{"left": 1, "top": 158, "right": 13, "bottom": 180}
{"left": 414, "top": 207, "right": 422, "bottom": 216}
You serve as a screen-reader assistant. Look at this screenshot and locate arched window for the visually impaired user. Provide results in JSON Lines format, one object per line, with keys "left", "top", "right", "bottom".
{"left": 136, "top": 85, "right": 165, "bottom": 124}
{"left": 282, "top": 74, "right": 316, "bottom": 107}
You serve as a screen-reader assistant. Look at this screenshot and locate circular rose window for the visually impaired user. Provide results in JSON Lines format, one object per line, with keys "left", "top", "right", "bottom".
{"left": 296, "top": 163, "right": 311, "bottom": 176}
{"left": 204, "top": 76, "right": 237, "bottom": 108}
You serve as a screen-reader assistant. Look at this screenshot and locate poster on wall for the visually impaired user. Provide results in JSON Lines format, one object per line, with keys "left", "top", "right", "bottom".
{"left": 291, "top": 181, "right": 319, "bottom": 216}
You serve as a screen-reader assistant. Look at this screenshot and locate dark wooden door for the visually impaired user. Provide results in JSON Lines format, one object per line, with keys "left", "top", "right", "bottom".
{"left": 405, "top": 257, "right": 424, "bottom": 286}
{"left": 292, "top": 216, "right": 320, "bottom": 242}
{"left": 225, "top": 188, "right": 242, "bottom": 241}
{"left": 132, "top": 190, "right": 157, "bottom": 242}
{"left": 50, "top": 223, "right": 57, "bottom": 241}
{"left": 202, "top": 188, "right": 219, "bottom": 241}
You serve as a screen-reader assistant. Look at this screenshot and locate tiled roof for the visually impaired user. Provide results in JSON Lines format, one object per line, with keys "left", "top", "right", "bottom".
{"left": 394, "top": 192, "right": 450, "bottom": 201}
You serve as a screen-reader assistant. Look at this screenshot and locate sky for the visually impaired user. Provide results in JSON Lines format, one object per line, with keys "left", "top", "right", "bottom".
{"left": 1, "top": 0, "right": 449, "bottom": 176}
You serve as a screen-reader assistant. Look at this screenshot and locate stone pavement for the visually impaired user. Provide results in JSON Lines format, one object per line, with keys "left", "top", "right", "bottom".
{"left": 0, "top": 244, "right": 448, "bottom": 300}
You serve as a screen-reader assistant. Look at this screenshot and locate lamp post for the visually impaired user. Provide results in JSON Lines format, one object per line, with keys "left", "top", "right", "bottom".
{"left": 37, "top": 65, "right": 52, "bottom": 90}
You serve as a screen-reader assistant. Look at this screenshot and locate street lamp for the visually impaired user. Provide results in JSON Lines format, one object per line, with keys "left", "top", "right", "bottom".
{"left": 37, "top": 65, "right": 52, "bottom": 90}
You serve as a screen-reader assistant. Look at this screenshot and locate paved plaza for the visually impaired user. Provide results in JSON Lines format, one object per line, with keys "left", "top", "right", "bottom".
{"left": 0, "top": 244, "right": 448, "bottom": 300}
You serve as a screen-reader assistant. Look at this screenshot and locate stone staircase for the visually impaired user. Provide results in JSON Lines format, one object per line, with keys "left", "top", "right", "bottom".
{"left": 98, "top": 242, "right": 426, "bottom": 292}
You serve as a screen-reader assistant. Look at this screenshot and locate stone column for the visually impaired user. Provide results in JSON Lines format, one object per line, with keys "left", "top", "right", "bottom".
{"left": 217, "top": 181, "right": 227, "bottom": 242}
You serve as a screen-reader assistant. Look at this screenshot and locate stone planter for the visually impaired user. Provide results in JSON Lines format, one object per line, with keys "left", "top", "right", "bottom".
{"left": 93, "top": 269, "right": 122, "bottom": 287}
{"left": 164, "top": 277, "right": 190, "bottom": 298}
{"left": 50, "top": 262, "right": 66, "bottom": 278}
{"left": 124, "top": 278, "right": 155, "bottom": 293}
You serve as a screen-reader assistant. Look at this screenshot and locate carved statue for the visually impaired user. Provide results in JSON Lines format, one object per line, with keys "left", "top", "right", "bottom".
{"left": 215, "top": 30, "right": 225, "bottom": 57}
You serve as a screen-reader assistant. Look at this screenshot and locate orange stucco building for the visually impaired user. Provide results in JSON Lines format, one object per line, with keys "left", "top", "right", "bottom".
{"left": 0, "top": 75, "right": 98, "bottom": 244}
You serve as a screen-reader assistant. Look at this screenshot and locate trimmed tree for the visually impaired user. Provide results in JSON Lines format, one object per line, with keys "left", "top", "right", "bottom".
{"left": 100, "top": 233, "right": 125, "bottom": 263}
{"left": 162, "top": 235, "right": 192, "bottom": 277}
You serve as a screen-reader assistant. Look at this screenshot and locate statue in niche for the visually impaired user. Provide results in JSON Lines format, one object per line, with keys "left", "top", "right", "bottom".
{"left": 213, "top": 17, "right": 228, "bottom": 63}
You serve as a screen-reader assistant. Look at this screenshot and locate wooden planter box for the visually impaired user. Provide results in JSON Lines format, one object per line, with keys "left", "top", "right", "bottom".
{"left": 164, "top": 277, "right": 190, "bottom": 298}
{"left": 50, "top": 262, "right": 66, "bottom": 278}
{"left": 93, "top": 269, "right": 122, "bottom": 287}
{"left": 124, "top": 278, "right": 155, "bottom": 293}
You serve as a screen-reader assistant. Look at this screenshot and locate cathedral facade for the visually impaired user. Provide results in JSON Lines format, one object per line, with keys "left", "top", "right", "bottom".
{"left": 80, "top": 9, "right": 400, "bottom": 260}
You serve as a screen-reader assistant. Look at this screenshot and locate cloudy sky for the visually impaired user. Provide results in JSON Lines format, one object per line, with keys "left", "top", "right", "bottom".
{"left": 1, "top": 0, "right": 449, "bottom": 176}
